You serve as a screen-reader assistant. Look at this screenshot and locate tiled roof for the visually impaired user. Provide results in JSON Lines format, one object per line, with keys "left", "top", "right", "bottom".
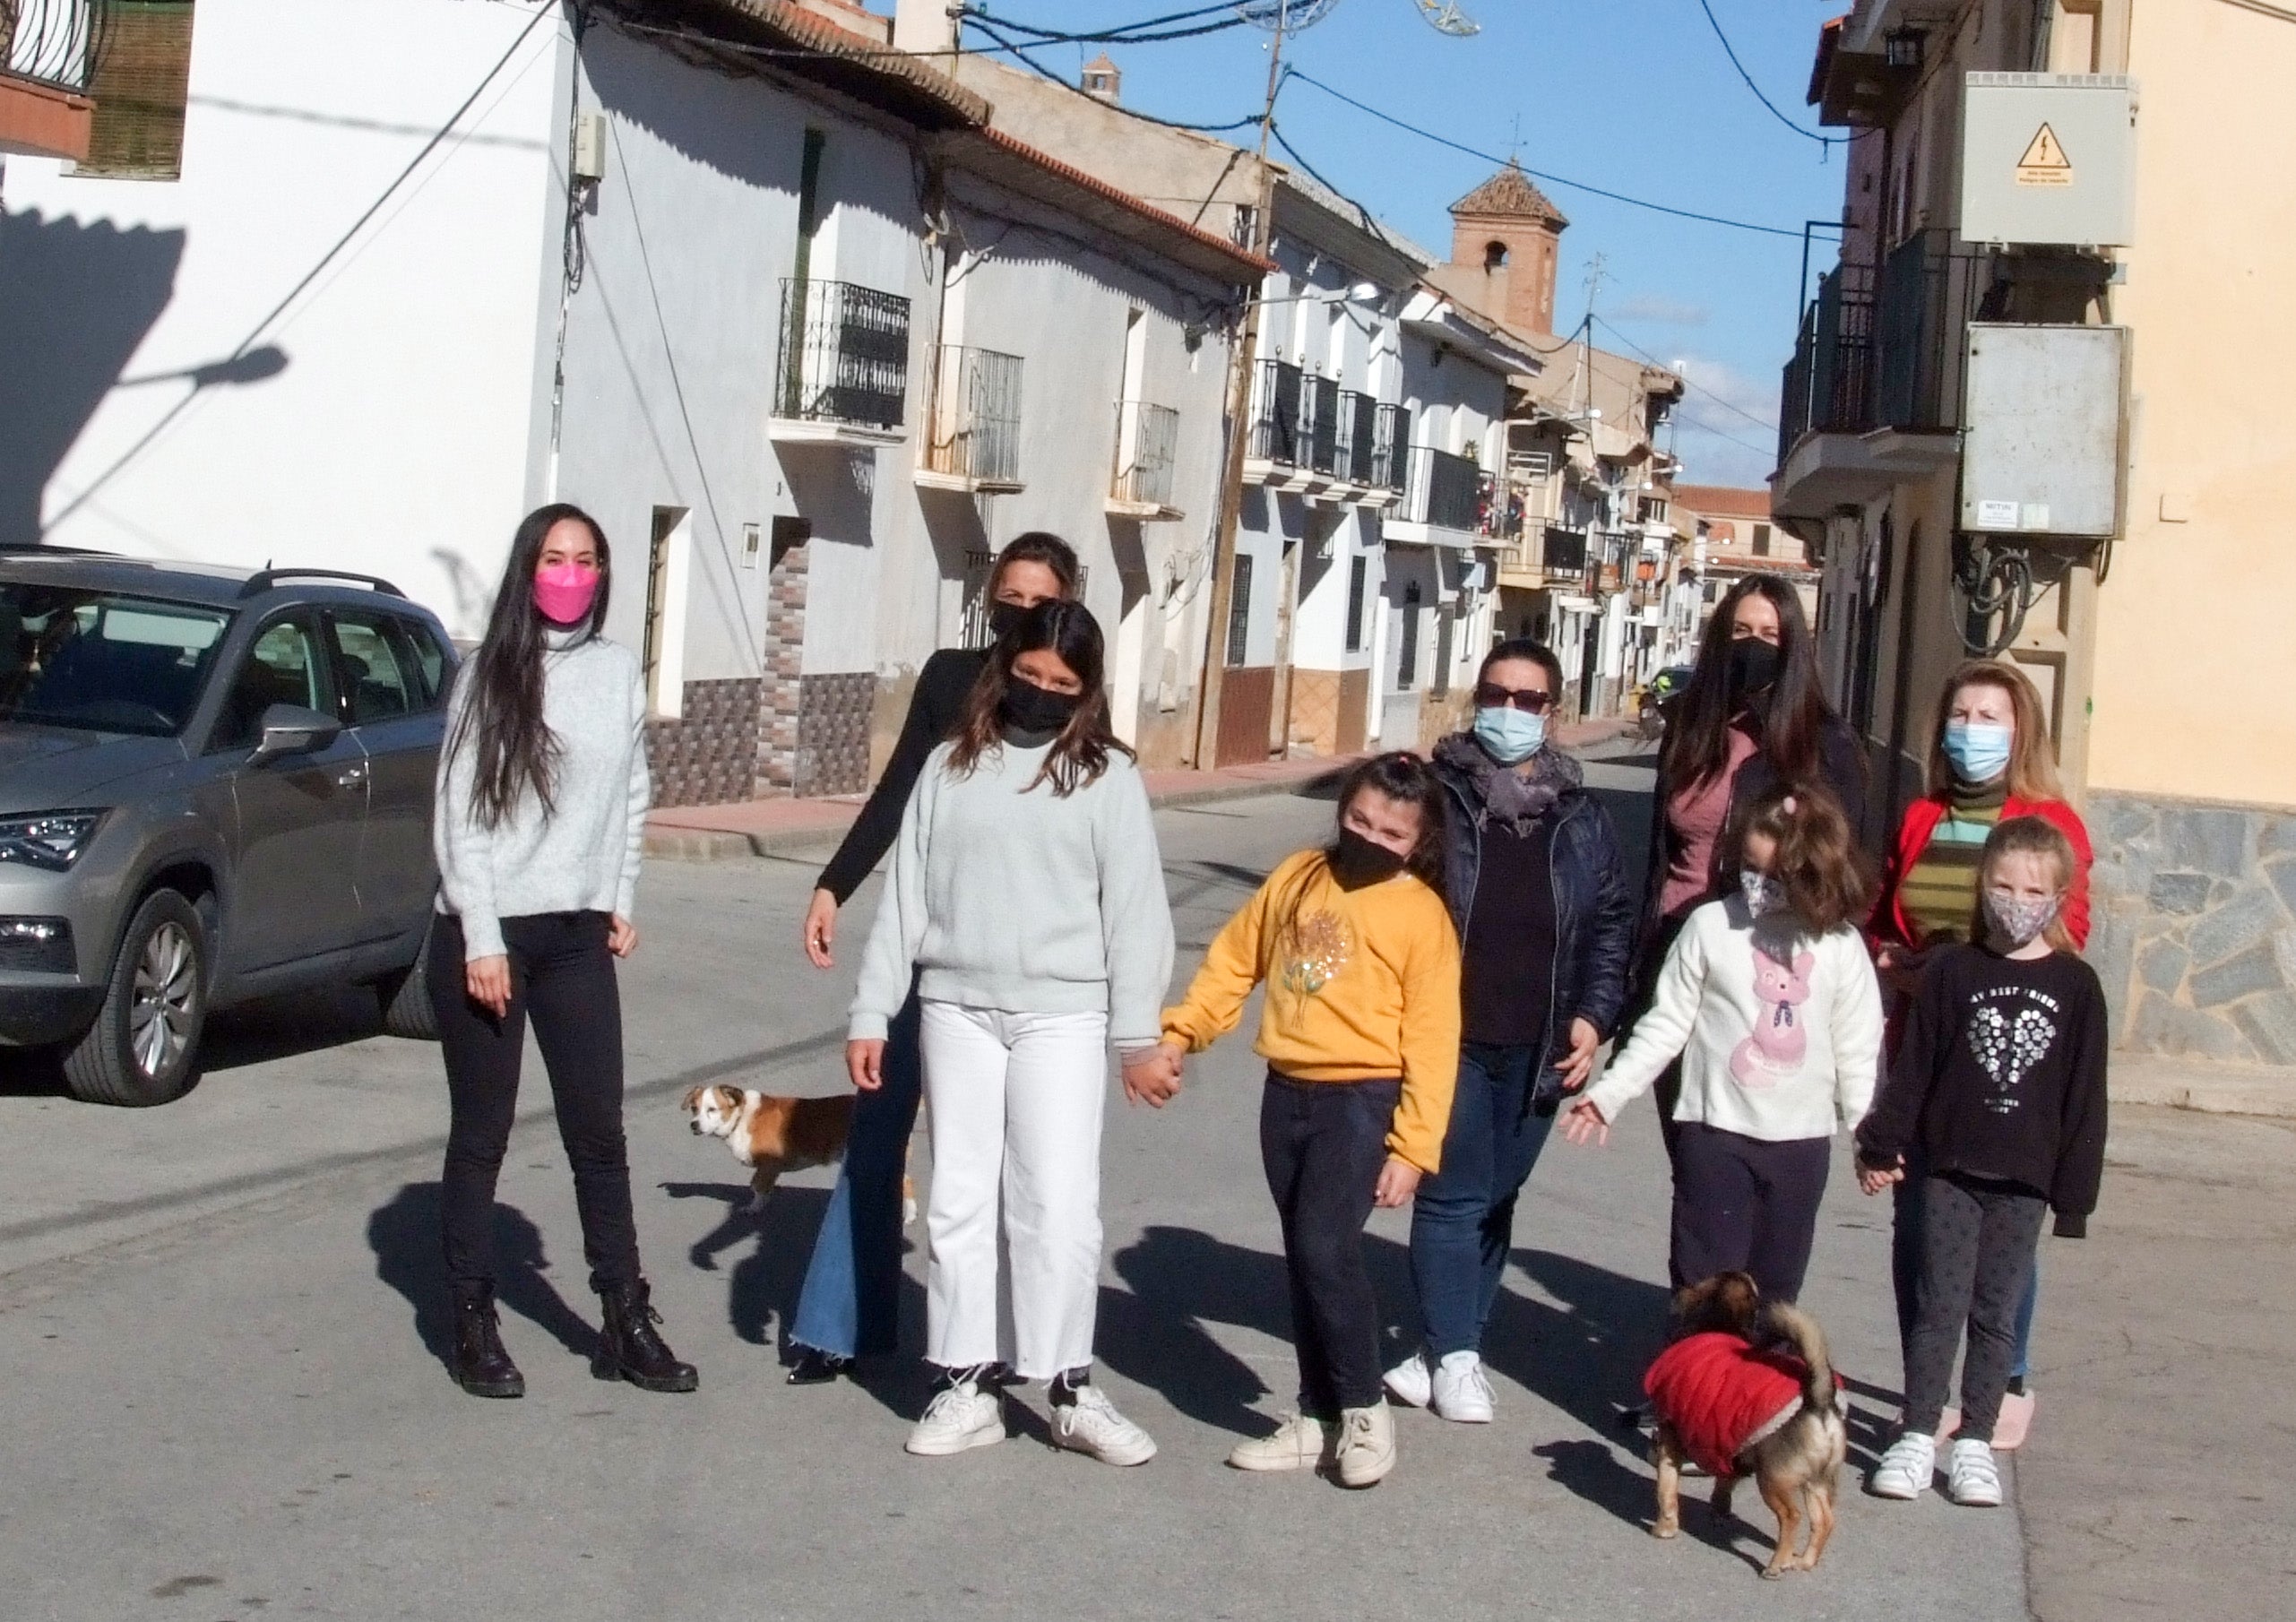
{"left": 1670, "top": 483, "right": 1774, "bottom": 519}
{"left": 1449, "top": 160, "right": 1567, "bottom": 228}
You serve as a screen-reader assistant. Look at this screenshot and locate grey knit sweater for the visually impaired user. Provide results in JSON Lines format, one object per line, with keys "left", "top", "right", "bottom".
{"left": 432, "top": 632, "right": 650, "bottom": 961}
{"left": 849, "top": 738, "right": 1175, "bottom": 1048}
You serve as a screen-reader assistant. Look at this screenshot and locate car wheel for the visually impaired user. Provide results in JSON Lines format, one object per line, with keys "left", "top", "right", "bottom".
{"left": 62, "top": 889, "right": 209, "bottom": 1107}
{"left": 377, "top": 920, "right": 438, "bottom": 1042}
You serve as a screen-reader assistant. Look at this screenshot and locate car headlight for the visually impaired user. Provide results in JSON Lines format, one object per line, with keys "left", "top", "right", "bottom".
{"left": 0, "top": 812, "right": 108, "bottom": 872}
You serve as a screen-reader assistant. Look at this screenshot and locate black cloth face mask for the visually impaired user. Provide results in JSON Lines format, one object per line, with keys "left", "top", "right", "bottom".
{"left": 998, "top": 677, "right": 1080, "bottom": 737}
{"left": 988, "top": 600, "right": 1027, "bottom": 642}
{"left": 1725, "top": 636, "right": 1783, "bottom": 704}
{"left": 1327, "top": 828, "right": 1410, "bottom": 891}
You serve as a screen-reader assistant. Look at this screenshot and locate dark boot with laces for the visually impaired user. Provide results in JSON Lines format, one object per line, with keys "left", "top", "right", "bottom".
{"left": 451, "top": 1290, "right": 524, "bottom": 1399}
{"left": 593, "top": 1278, "right": 697, "bottom": 1393}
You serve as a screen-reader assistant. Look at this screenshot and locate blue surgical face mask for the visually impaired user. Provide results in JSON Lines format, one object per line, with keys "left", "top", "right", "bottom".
{"left": 1472, "top": 704, "right": 1547, "bottom": 764}
{"left": 1944, "top": 720, "right": 2014, "bottom": 785}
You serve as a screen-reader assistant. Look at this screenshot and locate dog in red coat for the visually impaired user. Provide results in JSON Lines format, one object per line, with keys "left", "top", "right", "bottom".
{"left": 1643, "top": 1272, "right": 1846, "bottom": 1578}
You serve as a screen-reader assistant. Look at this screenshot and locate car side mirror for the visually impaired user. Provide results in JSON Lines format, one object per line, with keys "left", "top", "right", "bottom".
{"left": 247, "top": 703, "right": 342, "bottom": 765}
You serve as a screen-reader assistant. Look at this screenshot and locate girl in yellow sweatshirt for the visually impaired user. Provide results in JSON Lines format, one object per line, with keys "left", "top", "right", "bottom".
{"left": 1139, "top": 752, "right": 1461, "bottom": 1488}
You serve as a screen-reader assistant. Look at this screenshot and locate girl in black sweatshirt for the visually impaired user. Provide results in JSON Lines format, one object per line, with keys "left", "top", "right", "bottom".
{"left": 1855, "top": 815, "right": 2108, "bottom": 1508}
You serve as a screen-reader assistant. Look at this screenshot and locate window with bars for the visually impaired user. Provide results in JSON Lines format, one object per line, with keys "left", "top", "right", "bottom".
{"left": 1344, "top": 556, "right": 1368, "bottom": 652}
{"left": 1224, "top": 554, "right": 1253, "bottom": 668}
{"left": 1396, "top": 582, "right": 1420, "bottom": 689}
{"left": 73, "top": 0, "right": 196, "bottom": 181}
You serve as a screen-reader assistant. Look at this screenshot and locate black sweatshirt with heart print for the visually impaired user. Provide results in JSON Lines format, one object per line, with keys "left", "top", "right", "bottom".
{"left": 1857, "top": 944, "right": 2109, "bottom": 1237}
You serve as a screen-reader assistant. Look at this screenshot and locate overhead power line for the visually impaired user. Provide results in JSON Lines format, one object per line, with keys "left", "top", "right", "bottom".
{"left": 1593, "top": 315, "right": 1780, "bottom": 436}
{"left": 1692, "top": 0, "right": 1835, "bottom": 149}
{"left": 962, "top": 14, "right": 1266, "bottom": 132}
{"left": 960, "top": 3, "right": 1253, "bottom": 46}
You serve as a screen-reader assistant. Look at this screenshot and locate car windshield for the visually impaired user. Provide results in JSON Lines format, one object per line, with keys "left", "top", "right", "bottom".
{"left": 0, "top": 584, "right": 234, "bottom": 738}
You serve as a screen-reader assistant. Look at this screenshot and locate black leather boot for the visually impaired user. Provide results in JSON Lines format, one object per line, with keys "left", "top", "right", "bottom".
{"left": 451, "top": 1290, "right": 524, "bottom": 1399}
{"left": 594, "top": 1279, "right": 697, "bottom": 1393}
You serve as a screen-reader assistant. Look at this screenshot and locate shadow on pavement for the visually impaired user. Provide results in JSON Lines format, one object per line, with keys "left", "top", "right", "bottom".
{"left": 367, "top": 1182, "right": 600, "bottom": 1372}
{"left": 1101, "top": 1223, "right": 1291, "bottom": 1436}
{"left": 203, "top": 985, "right": 395, "bottom": 1074}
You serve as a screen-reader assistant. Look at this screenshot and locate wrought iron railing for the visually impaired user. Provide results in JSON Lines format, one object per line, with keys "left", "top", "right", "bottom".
{"left": 1776, "top": 261, "right": 1876, "bottom": 464}
{"left": 1299, "top": 373, "right": 1339, "bottom": 475}
{"left": 1111, "top": 399, "right": 1178, "bottom": 509}
{"left": 1368, "top": 401, "right": 1405, "bottom": 489}
{"left": 3, "top": 0, "right": 110, "bottom": 92}
{"left": 1403, "top": 445, "right": 1489, "bottom": 535}
{"left": 924, "top": 344, "right": 1023, "bottom": 485}
{"left": 1250, "top": 358, "right": 1302, "bottom": 463}
{"left": 1541, "top": 525, "right": 1589, "bottom": 577}
{"left": 775, "top": 278, "right": 911, "bottom": 430}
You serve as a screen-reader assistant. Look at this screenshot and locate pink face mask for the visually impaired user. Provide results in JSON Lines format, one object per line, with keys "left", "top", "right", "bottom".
{"left": 533, "top": 563, "right": 600, "bottom": 626}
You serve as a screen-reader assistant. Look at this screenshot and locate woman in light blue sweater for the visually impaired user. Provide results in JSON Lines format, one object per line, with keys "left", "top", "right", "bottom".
{"left": 429, "top": 503, "right": 693, "bottom": 1401}
{"left": 848, "top": 600, "right": 1174, "bottom": 1467}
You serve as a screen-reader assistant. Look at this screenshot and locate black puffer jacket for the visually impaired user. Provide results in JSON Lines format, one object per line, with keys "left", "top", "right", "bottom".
{"left": 1434, "top": 746, "right": 1636, "bottom": 1108}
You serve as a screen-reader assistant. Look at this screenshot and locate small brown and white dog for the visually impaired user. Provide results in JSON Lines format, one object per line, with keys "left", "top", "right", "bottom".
{"left": 1642, "top": 1271, "right": 1847, "bottom": 1579}
{"left": 678, "top": 1085, "right": 917, "bottom": 1222}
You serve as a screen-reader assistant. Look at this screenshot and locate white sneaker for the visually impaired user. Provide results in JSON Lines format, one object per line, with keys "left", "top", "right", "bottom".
{"left": 1429, "top": 1350, "right": 1495, "bottom": 1423}
{"left": 1050, "top": 1385, "right": 1157, "bottom": 1467}
{"left": 1383, "top": 1350, "right": 1434, "bottom": 1408}
{"left": 1946, "top": 1437, "right": 2004, "bottom": 1507}
{"left": 1334, "top": 1401, "right": 1396, "bottom": 1488}
{"left": 1227, "top": 1411, "right": 1336, "bottom": 1472}
{"left": 1869, "top": 1431, "right": 1937, "bottom": 1499}
{"left": 904, "top": 1377, "right": 1005, "bottom": 1457}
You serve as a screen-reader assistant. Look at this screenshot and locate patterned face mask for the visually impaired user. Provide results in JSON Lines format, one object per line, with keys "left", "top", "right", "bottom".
{"left": 1739, "top": 870, "right": 1786, "bottom": 917}
{"left": 1982, "top": 889, "right": 2061, "bottom": 949}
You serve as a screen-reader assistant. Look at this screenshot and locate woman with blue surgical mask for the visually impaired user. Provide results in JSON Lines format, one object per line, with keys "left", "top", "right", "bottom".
{"left": 1868, "top": 658, "right": 2094, "bottom": 1452}
{"left": 1383, "top": 641, "right": 1636, "bottom": 1423}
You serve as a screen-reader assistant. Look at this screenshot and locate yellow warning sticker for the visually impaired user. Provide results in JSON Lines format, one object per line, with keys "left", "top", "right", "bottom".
{"left": 2015, "top": 123, "right": 2073, "bottom": 186}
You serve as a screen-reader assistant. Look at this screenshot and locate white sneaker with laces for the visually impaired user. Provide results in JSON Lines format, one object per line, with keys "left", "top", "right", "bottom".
{"left": 905, "top": 1377, "right": 1005, "bottom": 1457}
{"left": 1869, "top": 1431, "right": 1937, "bottom": 1499}
{"left": 1051, "top": 1385, "right": 1157, "bottom": 1467}
{"left": 1334, "top": 1401, "right": 1397, "bottom": 1488}
{"left": 1946, "top": 1437, "right": 2004, "bottom": 1506}
{"left": 1429, "top": 1350, "right": 1495, "bottom": 1423}
{"left": 1227, "top": 1411, "right": 1335, "bottom": 1472}
{"left": 1383, "top": 1350, "right": 1433, "bottom": 1408}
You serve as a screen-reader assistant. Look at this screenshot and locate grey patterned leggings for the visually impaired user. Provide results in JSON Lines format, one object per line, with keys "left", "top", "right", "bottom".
{"left": 1903, "top": 1173, "right": 2046, "bottom": 1444}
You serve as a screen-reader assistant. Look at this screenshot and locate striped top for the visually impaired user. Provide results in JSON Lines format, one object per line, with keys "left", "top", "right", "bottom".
{"left": 1896, "top": 779, "right": 2009, "bottom": 945}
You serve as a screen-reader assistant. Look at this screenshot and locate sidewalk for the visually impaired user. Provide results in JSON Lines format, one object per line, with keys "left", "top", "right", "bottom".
{"left": 643, "top": 714, "right": 1644, "bottom": 861}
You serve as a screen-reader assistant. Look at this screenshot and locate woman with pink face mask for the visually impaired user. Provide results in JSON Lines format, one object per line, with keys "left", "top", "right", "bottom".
{"left": 428, "top": 503, "right": 692, "bottom": 1402}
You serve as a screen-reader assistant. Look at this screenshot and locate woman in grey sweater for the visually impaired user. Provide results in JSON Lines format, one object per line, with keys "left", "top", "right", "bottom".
{"left": 428, "top": 503, "right": 694, "bottom": 1401}
{"left": 848, "top": 600, "right": 1174, "bottom": 1466}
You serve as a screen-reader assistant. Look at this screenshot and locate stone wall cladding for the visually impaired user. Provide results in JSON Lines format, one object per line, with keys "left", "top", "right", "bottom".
{"left": 794, "top": 671, "right": 876, "bottom": 798}
{"left": 2088, "top": 789, "right": 2296, "bottom": 1065}
{"left": 643, "top": 677, "right": 761, "bottom": 809}
{"left": 757, "top": 542, "right": 809, "bottom": 796}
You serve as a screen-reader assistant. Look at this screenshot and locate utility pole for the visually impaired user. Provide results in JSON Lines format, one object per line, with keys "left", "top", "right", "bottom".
{"left": 1190, "top": 0, "right": 1288, "bottom": 770}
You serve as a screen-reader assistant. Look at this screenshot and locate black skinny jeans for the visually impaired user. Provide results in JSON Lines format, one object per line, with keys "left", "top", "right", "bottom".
{"left": 431, "top": 911, "right": 642, "bottom": 1298}
{"left": 1260, "top": 1070, "right": 1402, "bottom": 1418}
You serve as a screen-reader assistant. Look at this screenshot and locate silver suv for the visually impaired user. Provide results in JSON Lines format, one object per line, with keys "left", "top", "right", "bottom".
{"left": 0, "top": 551, "right": 459, "bottom": 1105}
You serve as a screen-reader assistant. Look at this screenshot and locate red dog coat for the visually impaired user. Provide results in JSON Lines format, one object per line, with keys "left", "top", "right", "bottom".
{"left": 1643, "top": 1332, "right": 1811, "bottom": 1478}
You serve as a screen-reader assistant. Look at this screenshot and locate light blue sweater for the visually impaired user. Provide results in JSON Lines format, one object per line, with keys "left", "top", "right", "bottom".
{"left": 849, "top": 738, "right": 1175, "bottom": 1048}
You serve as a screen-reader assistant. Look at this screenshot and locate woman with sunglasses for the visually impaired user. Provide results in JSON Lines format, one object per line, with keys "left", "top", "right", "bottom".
{"left": 1383, "top": 640, "right": 1635, "bottom": 1422}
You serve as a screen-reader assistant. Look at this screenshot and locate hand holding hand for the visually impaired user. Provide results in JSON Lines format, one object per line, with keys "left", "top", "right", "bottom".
{"left": 1121, "top": 1041, "right": 1186, "bottom": 1108}
{"left": 1559, "top": 1017, "right": 1601, "bottom": 1092}
{"left": 803, "top": 889, "right": 838, "bottom": 970}
{"left": 1857, "top": 1158, "right": 1905, "bottom": 1195}
{"left": 846, "top": 1038, "right": 886, "bottom": 1092}
{"left": 1559, "top": 1097, "right": 1610, "bottom": 1147}
{"left": 464, "top": 954, "right": 512, "bottom": 1019}
{"left": 608, "top": 915, "right": 639, "bottom": 958}
{"left": 1372, "top": 1155, "right": 1422, "bottom": 1209}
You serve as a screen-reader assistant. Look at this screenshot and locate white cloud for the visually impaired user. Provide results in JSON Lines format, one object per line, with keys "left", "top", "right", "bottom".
{"left": 1661, "top": 354, "right": 1782, "bottom": 488}
{"left": 1610, "top": 293, "right": 1711, "bottom": 326}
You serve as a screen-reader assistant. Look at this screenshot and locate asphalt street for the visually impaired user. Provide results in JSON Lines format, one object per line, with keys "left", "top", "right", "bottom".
{"left": 0, "top": 764, "right": 2277, "bottom": 1621}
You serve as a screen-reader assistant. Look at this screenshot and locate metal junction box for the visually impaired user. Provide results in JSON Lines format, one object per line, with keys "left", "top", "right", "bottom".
{"left": 1959, "top": 324, "right": 2128, "bottom": 539}
{"left": 1961, "top": 73, "right": 2136, "bottom": 247}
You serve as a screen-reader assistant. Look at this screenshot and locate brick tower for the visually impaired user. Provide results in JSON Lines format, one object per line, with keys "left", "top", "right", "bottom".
{"left": 1446, "top": 160, "right": 1568, "bottom": 336}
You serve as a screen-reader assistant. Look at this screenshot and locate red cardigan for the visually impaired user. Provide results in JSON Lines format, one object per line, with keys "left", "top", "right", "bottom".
{"left": 1644, "top": 1333, "right": 1810, "bottom": 1478}
{"left": 1871, "top": 794, "right": 2094, "bottom": 952}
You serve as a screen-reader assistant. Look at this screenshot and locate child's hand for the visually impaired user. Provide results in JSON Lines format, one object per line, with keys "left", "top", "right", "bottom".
{"left": 1559, "top": 1097, "right": 1610, "bottom": 1147}
{"left": 1558, "top": 1017, "right": 1601, "bottom": 1091}
{"left": 1372, "top": 1156, "right": 1421, "bottom": 1208}
{"left": 846, "top": 1039, "right": 885, "bottom": 1092}
{"left": 1856, "top": 1156, "right": 1904, "bottom": 1195}
{"left": 1121, "top": 1041, "right": 1185, "bottom": 1109}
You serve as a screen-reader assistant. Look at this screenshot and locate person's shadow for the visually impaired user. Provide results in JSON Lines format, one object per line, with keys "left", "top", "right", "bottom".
{"left": 367, "top": 1183, "right": 600, "bottom": 1373}
{"left": 1099, "top": 1224, "right": 1297, "bottom": 1437}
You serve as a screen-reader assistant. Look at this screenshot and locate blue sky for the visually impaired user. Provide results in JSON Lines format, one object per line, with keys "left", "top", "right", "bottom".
{"left": 964, "top": 0, "right": 1850, "bottom": 487}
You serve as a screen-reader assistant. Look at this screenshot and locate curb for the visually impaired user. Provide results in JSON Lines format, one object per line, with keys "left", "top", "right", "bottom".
{"left": 2109, "top": 1057, "right": 2296, "bottom": 1120}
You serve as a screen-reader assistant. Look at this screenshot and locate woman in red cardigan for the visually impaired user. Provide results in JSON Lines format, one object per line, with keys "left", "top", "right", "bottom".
{"left": 1870, "top": 658, "right": 2093, "bottom": 1449}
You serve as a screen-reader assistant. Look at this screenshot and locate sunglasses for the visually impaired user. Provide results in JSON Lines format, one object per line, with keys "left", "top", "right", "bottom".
{"left": 1473, "top": 683, "right": 1556, "bottom": 714}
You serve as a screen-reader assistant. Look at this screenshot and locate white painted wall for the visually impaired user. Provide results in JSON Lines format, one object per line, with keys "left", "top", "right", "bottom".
{"left": 0, "top": 0, "right": 565, "bottom": 639}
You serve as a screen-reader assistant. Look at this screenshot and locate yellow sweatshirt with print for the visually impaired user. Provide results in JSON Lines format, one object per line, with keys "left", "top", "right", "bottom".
{"left": 1161, "top": 849, "right": 1462, "bottom": 1173}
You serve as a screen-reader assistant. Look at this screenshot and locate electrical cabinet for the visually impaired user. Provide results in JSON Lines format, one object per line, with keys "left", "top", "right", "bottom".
{"left": 1959, "top": 324, "right": 2127, "bottom": 539}
{"left": 1961, "top": 74, "right": 2136, "bottom": 248}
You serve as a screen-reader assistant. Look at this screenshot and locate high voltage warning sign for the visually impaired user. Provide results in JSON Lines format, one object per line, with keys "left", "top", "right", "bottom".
{"left": 2015, "top": 123, "right": 2073, "bottom": 186}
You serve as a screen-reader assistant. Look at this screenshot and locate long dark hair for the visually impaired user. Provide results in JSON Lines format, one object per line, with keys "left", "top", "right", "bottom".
{"left": 1326, "top": 751, "right": 1449, "bottom": 902}
{"left": 1662, "top": 575, "right": 1835, "bottom": 790}
{"left": 946, "top": 599, "right": 1130, "bottom": 796}
{"left": 450, "top": 502, "right": 612, "bottom": 830}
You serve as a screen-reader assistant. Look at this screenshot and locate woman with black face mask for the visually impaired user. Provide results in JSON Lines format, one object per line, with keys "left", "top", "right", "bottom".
{"left": 1630, "top": 575, "right": 1865, "bottom": 1183}
{"left": 845, "top": 600, "right": 1174, "bottom": 1469}
{"left": 784, "top": 534, "right": 1078, "bottom": 1386}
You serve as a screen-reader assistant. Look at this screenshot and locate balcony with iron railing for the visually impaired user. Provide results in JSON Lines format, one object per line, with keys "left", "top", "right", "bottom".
{"left": 1384, "top": 446, "right": 1498, "bottom": 550}
{"left": 1, "top": 0, "right": 110, "bottom": 162}
{"left": 771, "top": 278, "right": 911, "bottom": 446}
{"left": 1246, "top": 361, "right": 1405, "bottom": 502}
{"left": 919, "top": 344, "right": 1024, "bottom": 493}
{"left": 1107, "top": 399, "right": 1182, "bottom": 520}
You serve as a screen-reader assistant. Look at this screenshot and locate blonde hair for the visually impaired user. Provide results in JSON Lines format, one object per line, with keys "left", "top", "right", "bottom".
{"left": 1978, "top": 815, "right": 2079, "bottom": 953}
{"left": 1926, "top": 660, "right": 2062, "bottom": 802}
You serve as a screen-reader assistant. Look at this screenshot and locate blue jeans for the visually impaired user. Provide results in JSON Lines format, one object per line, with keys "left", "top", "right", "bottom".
{"left": 1405, "top": 1041, "right": 1558, "bottom": 1359}
{"left": 789, "top": 992, "right": 922, "bottom": 1359}
{"left": 1893, "top": 1157, "right": 2040, "bottom": 1383}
